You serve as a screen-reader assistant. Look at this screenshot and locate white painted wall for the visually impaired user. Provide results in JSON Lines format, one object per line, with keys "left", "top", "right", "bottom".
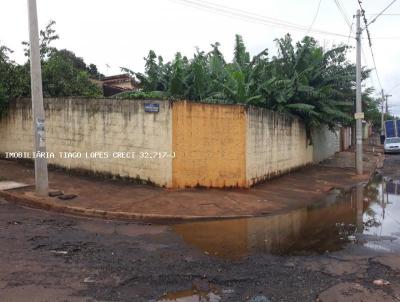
{"left": 312, "top": 126, "right": 340, "bottom": 163}
{"left": 246, "top": 107, "right": 313, "bottom": 186}
{"left": 0, "top": 98, "right": 173, "bottom": 187}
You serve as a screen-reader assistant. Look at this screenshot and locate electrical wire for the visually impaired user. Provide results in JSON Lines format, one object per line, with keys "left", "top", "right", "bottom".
{"left": 358, "top": 0, "right": 384, "bottom": 92}
{"left": 176, "top": 0, "right": 300, "bottom": 27}
{"left": 368, "top": 0, "right": 399, "bottom": 26}
{"left": 369, "top": 48, "right": 383, "bottom": 91}
{"left": 306, "top": 0, "right": 323, "bottom": 35}
{"left": 367, "top": 13, "right": 400, "bottom": 16}
{"left": 333, "top": 0, "right": 352, "bottom": 27}
{"left": 347, "top": 16, "right": 355, "bottom": 44}
{"left": 170, "top": 0, "right": 353, "bottom": 38}
{"left": 361, "top": 39, "right": 377, "bottom": 90}
{"left": 372, "top": 36, "right": 400, "bottom": 39}
{"left": 388, "top": 81, "right": 400, "bottom": 93}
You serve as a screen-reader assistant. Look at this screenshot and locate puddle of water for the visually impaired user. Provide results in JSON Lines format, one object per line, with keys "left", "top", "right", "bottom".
{"left": 156, "top": 290, "right": 221, "bottom": 302}
{"left": 173, "top": 174, "right": 400, "bottom": 259}
{"left": 75, "top": 221, "right": 167, "bottom": 237}
{"left": 155, "top": 280, "right": 221, "bottom": 302}
{"left": 360, "top": 177, "right": 400, "bottom": 252}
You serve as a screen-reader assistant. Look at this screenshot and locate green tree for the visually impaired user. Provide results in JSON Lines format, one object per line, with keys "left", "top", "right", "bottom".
{"left": 185, "top": 50, "right": 210, "bottom": 100}
{"left": 42, "top": 50, "right": 101, "bottom": 97}
{"left": 135, "top": 50, "right": 164, "bottom": 91}
{"left": 22, "top": 21, "right": 102, "bottom": 97}
{"left": 0, "top": 45, "right": 30, "bottom": 115}
{"left": 169, "top": 52, "right": 187, "bottom": 97}
{"left": 233, "top": 34, "right": 250, "bottom": 70}
{"left": 0, "top": 20, "right": 103, "bottom": 116}
{"left": 22, "top": 20, "right": 59, "bottom": 60}
{"left": 132, "top": 34, "right": 381, "bottom": 135}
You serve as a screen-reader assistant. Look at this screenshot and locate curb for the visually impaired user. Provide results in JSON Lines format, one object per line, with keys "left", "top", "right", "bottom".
{"left": 0, "top": 148, "right": 383, "bottom": 222}
{"left": 0, "top": 190, "right": 254, "bottom": 222}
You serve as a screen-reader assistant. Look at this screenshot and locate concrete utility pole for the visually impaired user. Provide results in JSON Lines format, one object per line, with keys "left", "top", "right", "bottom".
{"left": 355, "top": 10, "right": 363, "bottom": 175}
{"left": 381, "top": 89, "right": 385, "bottom": 137}
{"left": 385, "top": 94, "right": 391, "bottom": 115}
{"left": 28, "top": 0, "right": 48, "bottom": 196}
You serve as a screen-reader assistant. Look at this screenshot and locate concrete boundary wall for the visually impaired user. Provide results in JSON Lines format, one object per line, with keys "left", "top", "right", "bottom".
{"left": 0, "top": 98, "right": 173, "bottom": 187}
{"left": 312, "top": 126, "right": 340, "bottom": 163}
{"left": 172, "top": 101, "right": 247, "bottom": 188}
{"left": 340, "top": 127, "right": 352, "bottom": 151}
{"left": 245, "top": 107, "right": 313, "bottom": 186}
{"left": 0, "top": 98, "right": 345, "bottom": 189}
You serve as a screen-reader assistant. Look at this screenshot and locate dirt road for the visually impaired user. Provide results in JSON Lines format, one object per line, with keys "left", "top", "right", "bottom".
{"left": 1, "top": 155, "right": 400, "bottom": 301}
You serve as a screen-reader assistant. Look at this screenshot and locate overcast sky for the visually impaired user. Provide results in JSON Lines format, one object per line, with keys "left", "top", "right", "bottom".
{"left": 1, "top": 0, "right": 400, "bottom": 115}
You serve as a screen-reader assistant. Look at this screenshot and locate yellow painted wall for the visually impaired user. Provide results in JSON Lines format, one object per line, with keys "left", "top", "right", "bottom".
{"left": 172, "top": 101, "right": 247, "bottom": 188}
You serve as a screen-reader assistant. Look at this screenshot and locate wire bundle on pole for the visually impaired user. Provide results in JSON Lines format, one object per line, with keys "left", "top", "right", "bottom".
{"left": 357, "top": 0, "right": 384, "bottom": 92}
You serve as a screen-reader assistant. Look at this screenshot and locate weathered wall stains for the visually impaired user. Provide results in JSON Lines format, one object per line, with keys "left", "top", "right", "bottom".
{"left": 245, "top": 107, "right": 313, "bottom": 186}
{"left": 0, "top": 98, "right": 173, "bottom": 187}
{"left": 0, "top": 100, "right": 34, "bottom": 154}
{"left": 172, "top": 101, "right": 247, "bottom": 188}
{"left": 312, "top": 126, "right": 340, "bottom": 163}
{"left": 340, "top": 127, "right": 352, "bottom": 151}
{"left": 0, "top": 98, "right": 346, "bottom": 189}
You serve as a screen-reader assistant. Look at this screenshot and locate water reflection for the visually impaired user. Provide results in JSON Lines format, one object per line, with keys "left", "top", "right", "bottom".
{"left": 156, "top": 290, "right": 221, "bottom": 302}
{"left": 173, "top": 175, "right": 400, "bottom": 259}
{"left": 362, "top": 177, "right": 400, "bottom": 248}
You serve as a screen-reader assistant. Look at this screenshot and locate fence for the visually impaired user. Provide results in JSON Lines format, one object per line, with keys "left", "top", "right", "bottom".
{"left": 0, "top": 98, "right": 347, "bottom": 188}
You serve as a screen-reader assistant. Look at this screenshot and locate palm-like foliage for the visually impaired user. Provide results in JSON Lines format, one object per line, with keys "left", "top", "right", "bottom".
{"left": 124, "top": 34, "right": 377, "bottom": 134}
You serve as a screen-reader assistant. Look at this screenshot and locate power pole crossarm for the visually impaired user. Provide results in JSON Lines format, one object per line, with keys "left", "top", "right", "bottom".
{"left": 355, "top": 9, "right": 363, "bottom": 175}
{"left": 28, "top": 0, "right": 48, "bottom": 195}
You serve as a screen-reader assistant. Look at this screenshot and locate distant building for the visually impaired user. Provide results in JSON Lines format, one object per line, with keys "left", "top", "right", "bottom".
{"left": 99, "top": 74, "right": 138, "bottom": 97}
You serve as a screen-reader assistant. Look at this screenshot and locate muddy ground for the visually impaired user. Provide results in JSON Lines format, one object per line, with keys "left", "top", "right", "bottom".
{"left": 1, "top": 155, "right": 400, "bottom": 302}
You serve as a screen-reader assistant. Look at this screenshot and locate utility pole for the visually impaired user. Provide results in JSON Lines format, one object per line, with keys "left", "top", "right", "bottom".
{"left": 385, "top": 94, "right": 391, "bottom": 115}
{"left": 381, "top": 89, "right": 385, "bottom": 136}
{"left": 355, "top": 10, "right": 363, "bottom": 175}
{"left": 28, "top": 0, "right": 48, "bottom": 196}
{"left": 385, "top": 94, "right": 393, "bottom": 134}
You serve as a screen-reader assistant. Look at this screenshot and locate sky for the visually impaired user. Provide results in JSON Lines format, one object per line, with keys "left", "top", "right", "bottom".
{"left": 1, "top": 0, "right": 400, "bottom": 115}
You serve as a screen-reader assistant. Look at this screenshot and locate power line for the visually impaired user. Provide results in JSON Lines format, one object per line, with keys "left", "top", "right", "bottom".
{"left": 333, "top": 0, "right": 352, "bottom": 27}
{"left": 306, "top": 0, "right": 323, "bottom": 35}
{"left": 371, "top": 36, "right": 400, "bottom": 39}
{"left": 175, "top": 0, "right": 300, "bottom": 27}
{"left": 368, "top": 0, "right": 399, "bottom": 26}
{"left": 171, "top": 0, "right": 353, "bottom": 38}
{"left": 361, "top": 39, "right": 377, "bottom": 90}
{"left": 388, "top": 80, "right": 400, "bottom": 93}
{"left": 172, "top": 0, "right": 302, "bottom": 28}
{"left": 358, "top": 0, "right": 384, "bottom": 91}
{"left": 347, "top": 16, "right": 355, "bottom": 44}
{"left": 367, "top": 13, "right": 400, "bottom": 16}
{"left": 369, "top": 48, "right": 383, "bottom": 91}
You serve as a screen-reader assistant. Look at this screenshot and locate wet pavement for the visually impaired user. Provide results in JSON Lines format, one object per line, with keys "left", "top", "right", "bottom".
{"left": 0, "top": 150, "right": 379, "bottom": 219}
{"left": 0, "top": 154, "right": 399, "bottom": 301}
{"left": 173, "top": 172, "right": 400, "bottom": 260}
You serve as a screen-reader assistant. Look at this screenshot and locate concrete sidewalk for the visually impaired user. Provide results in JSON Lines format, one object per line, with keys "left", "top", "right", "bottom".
{"left": 0, "top": 142, "right": 383, "bottom": 221}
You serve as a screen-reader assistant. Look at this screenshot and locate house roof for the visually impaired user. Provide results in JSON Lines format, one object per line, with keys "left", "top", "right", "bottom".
{"left": 102, "top": 74, "right": 133, "bottom": 85}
